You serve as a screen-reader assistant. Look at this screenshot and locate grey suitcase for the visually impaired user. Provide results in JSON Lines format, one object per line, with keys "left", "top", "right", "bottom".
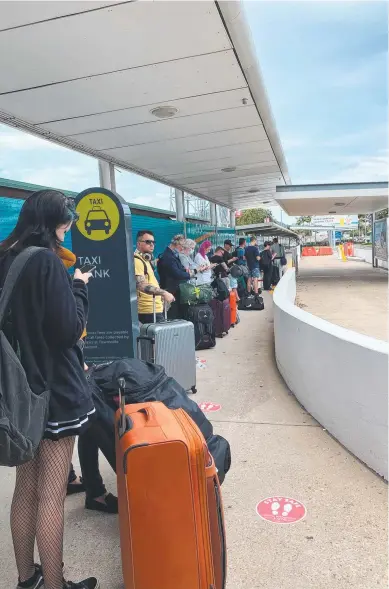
{"left": 138, "top": 298, "right": 197, "bottom": 394}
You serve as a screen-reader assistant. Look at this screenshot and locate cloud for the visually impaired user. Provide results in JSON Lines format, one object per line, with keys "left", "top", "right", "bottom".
{"left": 330, "top": 150, "right": 388, "bottom": 183}
{"left": 0, "top": 126, "right": 64, "bottom": 151}
{"left": 321, "top": 125, "right": 388, "bottom": 148}
{"left": 22, "top": 165, "right": 97, "bottom": 191}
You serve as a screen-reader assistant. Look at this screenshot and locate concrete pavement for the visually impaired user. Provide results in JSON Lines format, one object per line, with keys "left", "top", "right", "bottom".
{"left": 297, "top": 255, "right": 388, "bottom": 341}
{"left": 0, "top": 291, "right": 387, "bottom": 588}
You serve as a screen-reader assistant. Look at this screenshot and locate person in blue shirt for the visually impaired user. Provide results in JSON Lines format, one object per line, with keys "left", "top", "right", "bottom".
{"left": 234, "top": 238, "right": 247, "bottom": 266}
{"left": 244, "top": 236, "right": 261, "bottom": 294}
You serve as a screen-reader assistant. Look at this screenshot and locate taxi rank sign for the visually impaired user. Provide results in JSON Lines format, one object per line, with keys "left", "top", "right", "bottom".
{"left": 71, "top": 187, "right": 139, "bottom": 363}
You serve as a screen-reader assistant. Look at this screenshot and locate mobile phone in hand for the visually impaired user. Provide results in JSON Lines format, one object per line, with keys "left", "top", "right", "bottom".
{"left": 79, "top": 264, "right": 96, "bottom": 273}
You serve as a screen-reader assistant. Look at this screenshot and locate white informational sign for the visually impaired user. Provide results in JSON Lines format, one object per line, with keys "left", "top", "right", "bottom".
{"left": 311, "top": 215, "right": 358, "bottom": 227}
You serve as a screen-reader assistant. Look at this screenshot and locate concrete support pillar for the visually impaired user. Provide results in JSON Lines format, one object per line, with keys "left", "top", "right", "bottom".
{"left": 210, "top": 202, "right": 217, "bottom": 226}
{"left": 98, "top": 160, "right": 116, "bottom": 192}
{"left": 230, "top": 209, "right": 236, "bottom": 228}
{"left": 175, "top": 188, "right": 185, "bottom": 223}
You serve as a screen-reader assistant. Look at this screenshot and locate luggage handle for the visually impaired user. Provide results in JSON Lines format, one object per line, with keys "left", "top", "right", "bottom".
{"left": 137, "top": 406, "right": 158, "bottom": 427}
{"left": 117, "top": 377, "right": 134, "bottom": 437}
{"left": 152, "top": 294, "right": 168, "bottom": 323}
{"left": 137, "top": 335, "right": 156, "bottom": 363}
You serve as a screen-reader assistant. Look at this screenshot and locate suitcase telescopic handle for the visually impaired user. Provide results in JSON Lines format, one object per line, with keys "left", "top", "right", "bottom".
{"left": 117, "top": 377, "right": 134, "bottom": 437}
{"left": 152, "top": 293, "right": 168, "bottom": 322}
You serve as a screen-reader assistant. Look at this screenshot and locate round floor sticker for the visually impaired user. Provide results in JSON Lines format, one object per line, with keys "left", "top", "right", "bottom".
{"left": 76, "top": 191, "right": 120, "bottom": 241}
{"left": 198, "top": 401, "right": 221, "bottom": 413}
{"left": 256, "top": 496, "right": 307, "bottom": 524}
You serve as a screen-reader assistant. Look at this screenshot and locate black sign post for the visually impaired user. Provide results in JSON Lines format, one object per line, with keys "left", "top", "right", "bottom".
{"left": 71, "top": 187, "right": 139, "bottom": 363}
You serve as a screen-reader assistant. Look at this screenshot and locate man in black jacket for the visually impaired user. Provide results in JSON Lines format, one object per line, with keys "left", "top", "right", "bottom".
{"left": 157, "top": 234, "right": 194, "bottom": 319}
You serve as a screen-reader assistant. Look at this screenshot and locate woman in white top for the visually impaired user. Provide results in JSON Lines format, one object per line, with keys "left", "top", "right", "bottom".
{"left": 194, "top": 240, "right": 213, "bottom": 285}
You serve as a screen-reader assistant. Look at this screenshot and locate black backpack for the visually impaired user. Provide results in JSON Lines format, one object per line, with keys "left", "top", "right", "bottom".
{"left": 0, "top": 247, "right": 51, "bottom": 466}
{"left": 211, "top": 277, "right": 230, "bottom": 301}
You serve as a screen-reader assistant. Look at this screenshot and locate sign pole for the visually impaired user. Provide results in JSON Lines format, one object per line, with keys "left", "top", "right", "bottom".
{"left": 71, "top": 187, "right": 139, "bottom": 363}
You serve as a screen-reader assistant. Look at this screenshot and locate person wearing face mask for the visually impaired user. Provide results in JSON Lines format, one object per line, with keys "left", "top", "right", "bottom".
{"left": 0, "top": 190, "right": 99, "bottom": 589}
{"left": 178, "top": 239, "right": 200, "bottom": 283}
{"left": 157, "top": 234, "right": 195, "bottom": 320}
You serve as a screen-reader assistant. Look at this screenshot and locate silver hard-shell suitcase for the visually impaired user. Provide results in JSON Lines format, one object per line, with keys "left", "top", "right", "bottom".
{"left": 138, "top": 298, "right": 197, "bottom": 394}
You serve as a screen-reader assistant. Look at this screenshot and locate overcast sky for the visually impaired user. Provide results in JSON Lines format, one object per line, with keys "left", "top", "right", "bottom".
{"left": 0, "top": 0, "right": 387, "bottom": 223}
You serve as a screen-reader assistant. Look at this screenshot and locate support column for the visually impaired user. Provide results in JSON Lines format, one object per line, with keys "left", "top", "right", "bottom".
{"left": 372, "top": 212, "right": 376, "bottom": 267}
{"left": 98, "top": 160, "right": 116, "bottom": 192}
{"left": 230, "top": 209, "right": 236, "bottom": 229}
{"left": 210, "top": 202, "right": 217, "bottom": 226}
{"left": 175, "top": 188, "right": 185, "bottom": 223}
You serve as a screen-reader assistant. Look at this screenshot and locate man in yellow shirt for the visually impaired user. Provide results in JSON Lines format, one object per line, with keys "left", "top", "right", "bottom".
{"left": 134, "top": 230, "right": 175, "bottom": 323}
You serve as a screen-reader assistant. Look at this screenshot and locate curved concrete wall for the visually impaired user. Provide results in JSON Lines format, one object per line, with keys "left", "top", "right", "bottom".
{"left": 273, "top": 269, "right": 388, "bottom": 479}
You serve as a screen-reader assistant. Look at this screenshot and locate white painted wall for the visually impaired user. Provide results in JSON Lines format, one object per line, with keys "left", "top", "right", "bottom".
{"left": 354, "top": 246, "right": 388, "bottom": 270}
{"left": 273, "top": 269, "right": 388, "bottom": 479}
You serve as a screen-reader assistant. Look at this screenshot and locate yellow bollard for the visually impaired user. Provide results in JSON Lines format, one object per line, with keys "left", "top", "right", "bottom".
{"left": 340, "top": 244, "right": 347, "bottom": 262}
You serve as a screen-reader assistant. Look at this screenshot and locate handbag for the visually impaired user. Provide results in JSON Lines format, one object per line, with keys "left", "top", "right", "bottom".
{"left": 179, "top": 282, "right": 213, "bottom": 305}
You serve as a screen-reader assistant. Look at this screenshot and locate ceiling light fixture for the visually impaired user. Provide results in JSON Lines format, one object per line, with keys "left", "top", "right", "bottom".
{"left": 247, "top": 188, "right": 259, "bottom": 193}
{"left": 263, "top": 201, "right": 271, "bottom": 204}
{"left": 334, "top": 202, "right": 345, "bottom": 206}
{"left": 329, "top": 210, "right": 336, "bottom": 214}
{"left": 150, "top": 106, "right": 179, "bottom": 119}
{"left": 221, "top": 166, "right": 237, "bottom": 172}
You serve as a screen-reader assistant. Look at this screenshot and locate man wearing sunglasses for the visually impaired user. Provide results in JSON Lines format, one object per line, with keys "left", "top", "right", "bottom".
{"left": 134, "top": 230, "right": 175, "bottom": 324}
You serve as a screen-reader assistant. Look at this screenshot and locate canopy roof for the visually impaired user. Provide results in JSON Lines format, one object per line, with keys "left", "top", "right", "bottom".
{"left": 0, "top": 1, "right": 289, "bottom": 211}
{"left": 237, "top": 222, "right": 299, "bottom": 239}
{"left": 275, "top": 182, "right": 388, "bottom": 216}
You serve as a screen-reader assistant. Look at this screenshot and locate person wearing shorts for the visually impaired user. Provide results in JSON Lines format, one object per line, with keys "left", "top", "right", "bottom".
{"left": 244, "top": 236, "right": 261, "bottom": 294}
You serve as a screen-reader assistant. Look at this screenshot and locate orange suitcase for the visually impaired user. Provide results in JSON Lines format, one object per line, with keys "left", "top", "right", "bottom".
{"left": 229, "top": 291, "right": 238, "bottom": 326}
{"left": 116, "top": 385, "right": 227, "bottom": 589}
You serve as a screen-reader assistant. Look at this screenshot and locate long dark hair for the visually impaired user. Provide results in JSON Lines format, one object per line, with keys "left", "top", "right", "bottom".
{"left": 0, "top": 190, "right": 78, "bottom": 254}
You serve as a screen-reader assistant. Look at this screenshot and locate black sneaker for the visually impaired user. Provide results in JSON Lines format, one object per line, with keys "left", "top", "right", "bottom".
{"left": 63, "top": 579, "right": 99, "bottom": 589}
{"left": 17, "top": 565, "right": 43, "bottom": 589}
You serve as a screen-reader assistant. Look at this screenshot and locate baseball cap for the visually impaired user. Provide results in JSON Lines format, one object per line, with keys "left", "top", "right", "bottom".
{"left": 224, "top": 239, "right": 233, "bottom": 246}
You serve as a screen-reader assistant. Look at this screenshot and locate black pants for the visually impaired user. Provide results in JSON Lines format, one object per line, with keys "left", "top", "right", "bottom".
{"left": 138, "top": 312, "right": 165, "bottom": 324}
{"left": 263, "top": 267, "right": 273, "bottom": 290}
{"left": 68, "top": 419, "right": 116, "bottom": 499}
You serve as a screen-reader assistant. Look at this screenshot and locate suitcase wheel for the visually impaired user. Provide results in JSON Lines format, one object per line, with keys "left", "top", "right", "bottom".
{"left": 191, "top": 386, "right": 197, "bottom": 394}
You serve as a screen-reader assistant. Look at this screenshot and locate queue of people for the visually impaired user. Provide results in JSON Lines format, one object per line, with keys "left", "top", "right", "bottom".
{"left": 0, "top": 190, "right": 286, "bottom": 589}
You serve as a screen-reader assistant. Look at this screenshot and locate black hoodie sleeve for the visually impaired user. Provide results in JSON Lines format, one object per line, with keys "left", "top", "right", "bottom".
{"left": 40, "top": 250, "right": 89, "bottom": 349}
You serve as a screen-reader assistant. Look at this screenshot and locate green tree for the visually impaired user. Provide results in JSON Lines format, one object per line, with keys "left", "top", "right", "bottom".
{"left": 236, "top": 208, "right": 273, "bottom": 226}
{"left": 376, "top": 208, "right": 388, "bottom": 220}
{"left": 296, "top": 216, "right": 312, "bottom": 226}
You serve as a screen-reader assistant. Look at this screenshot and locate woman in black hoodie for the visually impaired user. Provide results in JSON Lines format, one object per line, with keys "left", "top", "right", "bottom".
{"left": 0, "top": 191, "right": 99, "bottom": 589}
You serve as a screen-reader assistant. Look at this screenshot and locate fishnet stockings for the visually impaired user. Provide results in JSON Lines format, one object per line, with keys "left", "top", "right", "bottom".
{"left": 11, "top": 437, "right": 75, "bottom": 589}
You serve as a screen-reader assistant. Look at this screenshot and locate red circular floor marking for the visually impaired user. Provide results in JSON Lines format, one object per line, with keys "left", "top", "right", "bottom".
{"left": 256, "top": 496, "right": 307, "bottom": 524}
{"left": 198, "top": 401, "right": 221, "bottom": 413}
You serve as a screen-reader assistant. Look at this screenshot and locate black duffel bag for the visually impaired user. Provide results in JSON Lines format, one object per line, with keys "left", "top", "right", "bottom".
{"left": 93, "top": 358, "right": 231, "bottom": 484}
{"left": 238, "top": 293, "right": 265, "bottom": 311}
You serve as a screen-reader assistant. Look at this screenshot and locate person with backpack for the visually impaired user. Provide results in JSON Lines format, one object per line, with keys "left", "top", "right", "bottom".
{"left": 0, "top": 190, "right": 99, "bottom": 589}
{"left": 133, "top": 230, "right": 175, "bottom": 323}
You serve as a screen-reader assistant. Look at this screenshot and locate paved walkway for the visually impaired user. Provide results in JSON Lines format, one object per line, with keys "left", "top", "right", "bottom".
{"left": 296, "top": 255, "right": 388, "bottom": 341}
{"left": 0, "top": 295, "right": 387, "bottom": 588}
